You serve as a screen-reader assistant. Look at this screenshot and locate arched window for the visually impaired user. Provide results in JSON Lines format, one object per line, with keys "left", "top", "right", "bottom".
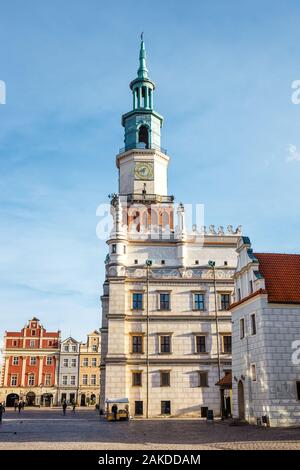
{"left": 138, "top": 125, "right": 149, "bottom": 148}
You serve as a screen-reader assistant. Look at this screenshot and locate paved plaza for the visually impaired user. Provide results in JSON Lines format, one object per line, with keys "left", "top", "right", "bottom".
{"left": 0, "top": 408, "right": 300, "bottom": 450}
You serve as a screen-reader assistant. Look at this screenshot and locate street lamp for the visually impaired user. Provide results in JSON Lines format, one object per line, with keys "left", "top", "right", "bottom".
{"left": 145, "top": 259, "right": 152, "bottom": 419}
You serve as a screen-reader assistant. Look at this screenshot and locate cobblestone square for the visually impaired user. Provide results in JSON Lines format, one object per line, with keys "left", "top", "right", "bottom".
{"left": 0, "top": 408, "right": 300, "bottom": 450}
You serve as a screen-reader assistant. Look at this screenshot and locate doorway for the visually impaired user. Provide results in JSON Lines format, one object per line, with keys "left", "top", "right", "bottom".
{"left": 238, "top": 380, "right": 245, "bottom": 420}
{"left": 80, "top": 394, "right": 86, "bottom": 406}
{"left": 6, "top": 393, "right": 19, "bottom": 407}
{"left": 41, "top": 393, "right": 53, "bottom": 407}
{"left": 26, "top": 392, "right": 36, "bottom": 406}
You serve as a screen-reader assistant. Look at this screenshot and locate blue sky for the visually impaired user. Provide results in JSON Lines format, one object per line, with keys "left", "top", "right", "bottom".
{"left": 0, "top": 0, "right": 300, "bottom": 343}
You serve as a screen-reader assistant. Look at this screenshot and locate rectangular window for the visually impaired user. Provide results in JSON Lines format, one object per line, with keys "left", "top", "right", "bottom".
{"left": 13, "top": 340, "right": 18, "bottom": 347}
{"left": 160, "top": 335, "right": 171, "bottom": 353}
{"left": 83, "top": 358, "right": 88, "bottom": 367}
{"left": 70, "top": 376, "right": 76, "bottom": 386}
{"left": 194, "top": 293, "right": 205, "bottom": 311}
{"left": 48, "top": 340, "right": 53, "bottom": 347}
{"left": 30, "top": 356, "right": 36, "bottom": 365}
{"left": 196, "top": 335, "right": 206, "bottom": 353}
{"left": 132, "top": 335, "right": 143, "bottom": 354}
{"left": 28, "top": 374, "right": 35, "bottom": 386}
{"left": 72, "top": 345, "right": 77, "bottom": 352}
{"left": 132, "top": 372, "right": 142, "bottom": 387}
{"left": 82, "top": 374, "right": 88, "bottom": 385}
{"left": 251, "top": 364, "right": 257, "bottom": 382}
{"left": 46, "top": 356, "right": 52, "bottom": 365}
{"left": 30, "top": 340, "right": 35, "bottom": 348}
{"left": 249, "top": 280, "right": 253, "bottom": 294}
{"left": 11, "top": 374, "right": 17, "bottom": 386}
{"left": 220, "top": 294, "right": 230, "bottom": 310}
{"left": 91, "top": 374, "right": 96, "bottom": 385}
{"left": 296, "top": 381, "right": 300, "bottom": 400}
{"left": 251, "top": 313, "right": 256, "bottom": 335}
{"left": 199, "top": 371, "right": 208, "bottom": 387}
{"left": 92, "top": 345, "right": 97, "bottom": 352}
{"left": 63, "top": 358, "right": 69, "bottom": 367}
{"left": 62, "top": 375, "right": 68, "bottom": 386}
{"left": 159, "top": 293, "right": 170, "bottom": 310}
{"left": 135, "top": 401, "right": 143, "bottom": 416}
{"left": 92, "top": 358, "right": 97, "bottom": 367}
{"left": 31, "top": 330, "right": 36, "bottom": 336}
{"left": 240, "top": 318, "right": 245, "bottom": 339}
{"left": 161, "top": 400, "right": 171, "bottom": 415}
{"left": 160, "top": 371, "right": 170, "bottom": 387}
{"left": 45, "top": 374, "right": 51, "bottom": 386}
{"left": 71, "top": 359, "right": 76, "bottom": 368}
{"left": 112, "top": 244, "right": 116, "bottom": 253}
{"left": 64, "top": 345, "right": 69, "bottom": 352}
{"left": 13, "top": 357, "right": 19, "bottom": 365}
{"left": 238, "top": 288, "right": 241, "bottom": 301}
{"left": 223, "top": 335, "right": 232, "bottom": 354}
{"left": 132, "top": 292, "right": 143, "bottom": 310}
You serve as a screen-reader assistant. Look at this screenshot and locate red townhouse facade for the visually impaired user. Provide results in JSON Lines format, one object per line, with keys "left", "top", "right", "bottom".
{"left": 0, "top": 318, "right": 61, "bottom": 406}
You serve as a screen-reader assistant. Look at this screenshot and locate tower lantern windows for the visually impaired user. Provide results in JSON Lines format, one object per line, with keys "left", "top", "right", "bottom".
{"left": 138, "top": 125, "right": 149, "bottom": 148}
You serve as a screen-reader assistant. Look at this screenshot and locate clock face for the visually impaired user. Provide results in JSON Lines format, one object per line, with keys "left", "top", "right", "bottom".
{"left": 134, "top": 162, "right": 154, "bottom": 180}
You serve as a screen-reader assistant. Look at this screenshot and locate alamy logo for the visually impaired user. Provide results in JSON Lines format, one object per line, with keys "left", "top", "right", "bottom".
{"left": 0, "top": 80, "right": 6, "bottom": 104}
{"left": 291, "top": 80, "right": 300, "bottom": 104}
{"left": 291, "top": 339, "right": 300, "bottom": 365}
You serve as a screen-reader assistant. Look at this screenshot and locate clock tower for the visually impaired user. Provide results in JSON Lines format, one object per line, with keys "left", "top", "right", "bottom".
{"left": 116, "top": 36, "right": 172, "bottom": 207}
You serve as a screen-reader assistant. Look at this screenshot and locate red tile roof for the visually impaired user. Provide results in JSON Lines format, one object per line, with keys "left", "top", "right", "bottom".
{"left": 254, "top": 253, "right": 300, "bottom": 304}
{"left": 216, "top": 371, "right": 232, "bottom": 387}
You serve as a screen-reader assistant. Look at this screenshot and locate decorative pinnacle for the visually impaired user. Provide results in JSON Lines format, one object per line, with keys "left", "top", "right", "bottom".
{"left": 137, "top": 33, "right": 148, "bottom": 79}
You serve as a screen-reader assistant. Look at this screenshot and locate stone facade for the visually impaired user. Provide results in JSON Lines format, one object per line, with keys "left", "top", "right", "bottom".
{"left": 57, "top": 337, "right": 80, "bottom": 405}
{"left": 0, "top": 318, "right": 60, "bottom": 407}
{"left": 231, "top": 237, "right": 300, "bottom": 426}
{"left": 78, "top": 331, "right": 101, "bottom": 406}
{"left": 100, "top": 39, "right": 241, "bottom": 418}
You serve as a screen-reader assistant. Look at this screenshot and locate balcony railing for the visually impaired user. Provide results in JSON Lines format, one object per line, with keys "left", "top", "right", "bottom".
{"left": 118, "top": 142, "right": 167, "bottom": 155}
{"left": 120, "top": 193, "right": 174, "bottom": 204}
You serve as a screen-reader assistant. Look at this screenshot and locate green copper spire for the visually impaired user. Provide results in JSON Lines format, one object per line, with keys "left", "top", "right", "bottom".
{"left": 137, "top": 32, "right": 148, "bottom": 79}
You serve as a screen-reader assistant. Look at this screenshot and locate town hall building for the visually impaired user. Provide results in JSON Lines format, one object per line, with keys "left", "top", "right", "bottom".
{"left": 100, "top": 38, "right": 242, "bottom": 418}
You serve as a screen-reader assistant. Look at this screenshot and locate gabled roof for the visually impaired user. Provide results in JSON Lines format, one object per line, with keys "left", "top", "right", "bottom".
{"left": 254, "top": 253, "right": 300, "bottom": 304}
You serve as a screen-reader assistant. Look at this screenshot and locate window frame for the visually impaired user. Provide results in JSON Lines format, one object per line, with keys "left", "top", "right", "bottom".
{"left": 198, "top": 371, "right": 209, "bottom": 388}
{"left": 221, "top": 334, "right": 232, "bottom": 354}
{"left": 132, "top": 371, "right": 143, "bottom": 387}
{"left": 220, "top": 293, "right": 231, "bottom": 311}
{"left": 132, "top": 292, "right": 144, "bottom": 311}
{"left": 251, "top": 363, "right": 257, "bottom": 382}
{"left": 28, "top": 374, "right": 35, "bottom": 386}
{"left": 11, "top": 374, "right": 18, "bottom": 386}
{"left": 131, "top": 334, "right": 144, "bottom": 354}
{"left": 160, "top": 370, "right": 171, "bottom": 387}
{"left": 193, "top": 292, "right": 205, "bottom": 311}
{"left": 240, "top": 318, "right": 245, "bottom": 340}
{"left": 250, "top": 313, "right": 257, "bottom": 335}
{"left": 195, "top": 335, "right": 207, "bottom": 354}
{"left": 158, "top": 292, "right": 171, "bottom": 311}
{"left": 159, "top": 334, "right": 172, "bottom": 354}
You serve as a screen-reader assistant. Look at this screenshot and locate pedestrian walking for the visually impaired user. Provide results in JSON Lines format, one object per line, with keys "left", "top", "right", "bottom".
{"left": 111, "top": 404, "right": 118, "bottom": 421}
{"left": 14, "top": 399, "right": 18, "bottom": 411}
{"left": 62, "top": 401, "right": 67, "bottom": 416}
{"left": 18, "top": 401, "right": 22, "bottom": 414}
{"left": 72, "top": 401, "right": 76, "bottom": 413}
{"left": 0, "top": 403, "right": 5, "bottom": 423}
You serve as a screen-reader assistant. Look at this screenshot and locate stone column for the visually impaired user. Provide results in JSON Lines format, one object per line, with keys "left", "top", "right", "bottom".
{"left": 3, "top": 356, "right": 9, "bottom": 386}
{"left": 137, "top": 86, "right": 142, "bottom": 108}
{"left": 38, "top": 356, "right": 43, "bottom": 385}
{"left": 21, "top": 356, "right": 26, "bottom": 386}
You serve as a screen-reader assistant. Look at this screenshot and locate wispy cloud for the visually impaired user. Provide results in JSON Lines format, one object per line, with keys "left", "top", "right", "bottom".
{"left": 287, "top": 144, "right": 300, "bottom": 162}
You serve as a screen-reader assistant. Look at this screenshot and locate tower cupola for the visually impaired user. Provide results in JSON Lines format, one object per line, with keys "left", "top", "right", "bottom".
{"left": 121, "top": 35, "right": 164, "bottom": 152}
